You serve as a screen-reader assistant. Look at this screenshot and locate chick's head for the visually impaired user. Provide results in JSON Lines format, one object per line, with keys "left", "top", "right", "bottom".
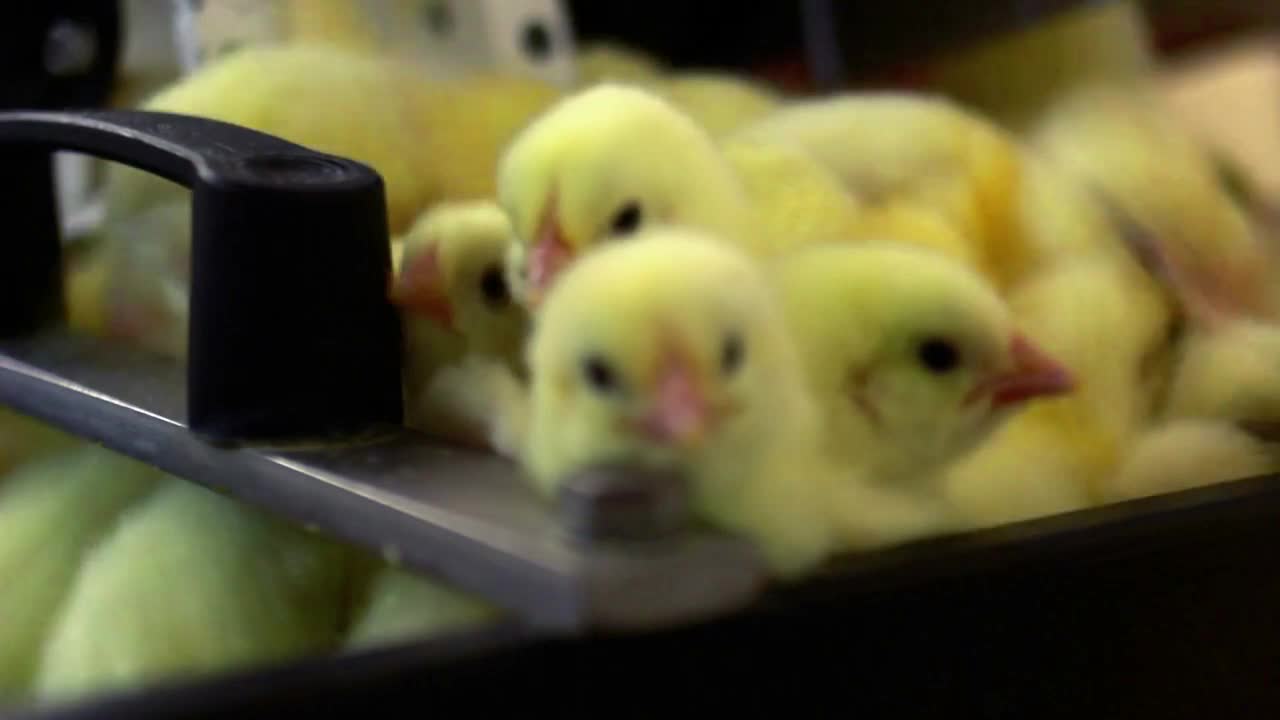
{"left": 496, "top": 84, "right": 749, "bottom": 308}
{"left": 389, "top": 201, "right": 528, "bottom": 358}
{"left": 774, "top": 242, "right": 1075, "bottom": 482}
{"left": 523, "top": 228, "right": 804, "bottom": 495}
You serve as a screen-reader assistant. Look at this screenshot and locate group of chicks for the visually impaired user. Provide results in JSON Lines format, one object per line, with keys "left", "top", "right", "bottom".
{"left": 4, "top": 6, "right": 1280, "bottom": 707}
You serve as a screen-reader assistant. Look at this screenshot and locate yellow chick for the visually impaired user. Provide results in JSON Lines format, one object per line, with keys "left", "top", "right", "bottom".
{"left": 36, "top": 478, "right": 351, "bottom": 701}
{"left": 520, "top": 227, "right": 835, "bottom": 578}
{"left": 575, "top": 42, "right": 666, "bottom": 85}
{"left": 343, "top": 566, "right": 501, "bottom": 651}
{"left": 770, "top": 241, "right": 1076, "bottom": 491}
{"left": 731, "top": 91, "right": 1033, "bottom": 288}
{"left": 0, "top": 409, "right": 80, "bottom": 478}
{"left": 495, "top": 83, "right": 861, "bottom": 306}
{"left": 0, "top": 446, "right": 161, "bottom": 700}
{"left": 77, "top": 43, "right": 559, "bottom": 359}
{"left": 1107, "top": 418, "right": 1279, "bottom": 502}
{"left": 388, "top": 201, "right": 530, "bottom": 446}
{"left": 929, "top": 0, "right": 1156, "bottom": 132}
{"left": 644, "top": 73, "right": 783, "bottom": 138}
{"left": 1161, "top": 315, "right": 1280, "bottom": 425}
{"left": 1030, "top": 83, "right": 1280, "bottom": 321}
{"left": 946, "top": 254, "right": 1175, "bottom": 525}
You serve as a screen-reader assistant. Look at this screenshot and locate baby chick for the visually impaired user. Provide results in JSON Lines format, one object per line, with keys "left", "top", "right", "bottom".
{"left": 946, "top": 254, "right": 1175, "bottom": 525}
{"left": 343, "top": 566, "right": 501, "bottom": 651}
{"left": 1107, "top": 418, "right": 1279, "bottom": 502}
{"left": 1031, "top": 83, "right": 1280, "bottom": 320}
{"left": 771, "top": 241, "right": 1075, "bottom": 490}
{"left": 519, "top": 227, "right": 835, "bottom": 578}
{"left": 76, "top": 42, "right": 560, "bottom": 359}
{"left": 769, "top": 241, "right": 1077, "bottom": 545}
{"left": 731, "top": 91, "right": 1032, "bottom": 288}
{"left": 0, "top": 446, "right": 161, "bottom": 700}
{"left": 389, "top": 201, "right": 530, "bottom": 446}
{"left": 36, "top": 478, "right": 351, "bottom": 701}
{"left": 495, "top": 83, "right": 861, "bottom": 306}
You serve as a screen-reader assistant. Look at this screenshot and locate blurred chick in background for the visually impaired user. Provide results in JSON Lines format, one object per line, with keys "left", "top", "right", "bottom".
{"left": 1031, "top": 84, "right": 1280, "bottom": 322}
{"left": 35, "top": 478, "right": 352, "bottom": 701}
{"left": 927, "top": 0, "right": 1157, "bottom": 132}
{"left": 519, "top": 228, "right": 835, "bottom": 577}
{"left": 389, "top": 201, "right": 530, "bottom": 447}
{"left": 575, "top": 41, "right": 784, "bottom": 137}
{"left": 68, "top": 42, "right": 559, "bottom": 359}
{"left": 343, "top": 566, "right": 500, "bottom": 651}
{"left": 0, "top": 448, "right": 161, "bottom": 701}
{"left": 0, "top": 409, "right": 80, "bottom": 478}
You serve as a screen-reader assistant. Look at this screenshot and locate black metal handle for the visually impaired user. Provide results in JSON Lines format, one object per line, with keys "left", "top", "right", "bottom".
{"left": 0, "top": 109, "right": 402, "bottom": 442}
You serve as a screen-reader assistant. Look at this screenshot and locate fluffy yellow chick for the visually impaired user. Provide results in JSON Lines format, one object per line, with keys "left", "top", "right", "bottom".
{"left": 496, "top": 83, "right": 865, "bottom": 306}
{"left": 770, "top": 241, "right": 1075, "bottom": 491}
{"left": 1030, "top": 83, "right": 1280, "bottom": 321}
{"left": 343, "top": 566, "right": 501, "bottom": 651}
{"left": 645, "top": 73, "right": 783, "bottom": 138}
{"left": 1107, "top": 418, "right": 1279, "bottom": 502}
{"left": 36, "top": 478, "right": 351, "bottom": 701}
{"left": 77, "top": 43, "right": 559, "bottom": 359}
{"left": 575, "top": 42, "right": 666, "bottom": 85}
{"left": 520, "top": 228, "right": 835, "bottom": 577}
{"left": 929, "top": 0, "right": 1156, "bottom": 131}
{"left": 1161, "top": 315, "right": 1280, "bottom": 424}
{"left": 388, "top": 201, "right": 530, "bottom": 446}
{"left": 946, "top": 254, "right": 1175, "bottom": 525}
{"left": 731, "top": 91, "right": 1033, "bottom": 288}
{"left": 0, "top": 409, "right": 80, "bottom": 478}
{"left": 0, "top": 446, "right": 161, "bottom": 700}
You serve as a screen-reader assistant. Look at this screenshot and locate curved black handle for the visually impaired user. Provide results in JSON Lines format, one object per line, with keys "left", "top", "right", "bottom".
{"left": 0, "top": 109, "right": 403, "bottom": 442}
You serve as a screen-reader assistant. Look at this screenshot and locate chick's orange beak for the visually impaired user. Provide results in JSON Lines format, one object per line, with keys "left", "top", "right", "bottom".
{"left": 637, "top": 353, "right": 714, "bottom": 448}
{"left": 986, "top": 334, "right": 1075, "bottom": 409}
{"left": 388, "top": 245, "right": 456, "bottom": 331}
{"left": 527, "top": 211, "right": 574, "bottom": 308}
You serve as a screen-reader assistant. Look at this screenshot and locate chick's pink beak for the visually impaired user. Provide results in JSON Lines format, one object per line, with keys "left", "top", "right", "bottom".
{"left": 389, "top": 245, "right": 456, "bottom": 331}
{"left": 527, "top": 213, "right": 574, "bottom": 308}
{"left": 987, "top": 334, "right": 1075, "bottom": 409}
{"left": 637, "top": 354, "right": 713, "bottom": 447}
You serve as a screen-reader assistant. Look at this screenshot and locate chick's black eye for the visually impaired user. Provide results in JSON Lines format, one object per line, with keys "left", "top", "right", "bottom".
{"left": 610, "top": 202, "right": 643, "bottom": 236}
{"left": 479, "top": 264, "right": 510, "bottom": 307}
{"left": 721, "top": 332, "right": 745, "bottom": 375}
{"left": 918, "top": 337, "right": 961, "bottom": 374}
{"left": 582, "top": 355, "right": 618, "bottom": 393}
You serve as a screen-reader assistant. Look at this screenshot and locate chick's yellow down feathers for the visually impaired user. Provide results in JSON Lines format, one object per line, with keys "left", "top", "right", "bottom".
{"left": 0, "top": 447, "right": 162, "bottom": 700}
{"left": 1107, "top": 419, "right": 1280, "bottom": 503}
{"left": 36, "top": 479, "right": 352, "bottom": 701}
{"left": 1031, "top": 83, "right": 1280, "bottom": 320}
{"left": 389, "top": 201, "right": 530, "bottom": 446}
{"left": 75, "top": 43, "right": 558, "bottom": 359}
{"left": 771, "top": 242, "right": 1075, "bottom": 489}
{"left": 497, "top": 83, "right": 869, "bottom": 304}
{"left": 344, "top": 566, "right": 500, "bottom": 651}
{"left": 521, "top": 228, "right": 834, "bottom": 577}
{"left": 733, "top": 92, "right": 1031, "bottom": 288}
{"left": 930, "top": 0, "right": 1156, "bottom": 131}
{"left": 946, "top": 254, "right": 1175, "bottom": 524}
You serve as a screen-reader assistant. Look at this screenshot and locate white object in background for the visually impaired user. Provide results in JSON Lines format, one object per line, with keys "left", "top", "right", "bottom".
{"left": 383, "top": 0, "right": 578, "bottom": 87}
{"left": 171, "top": 0, "right": 288, "bottom": 73}
{"left": 170, "top": 0, "right": 578, "bottom": 87}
